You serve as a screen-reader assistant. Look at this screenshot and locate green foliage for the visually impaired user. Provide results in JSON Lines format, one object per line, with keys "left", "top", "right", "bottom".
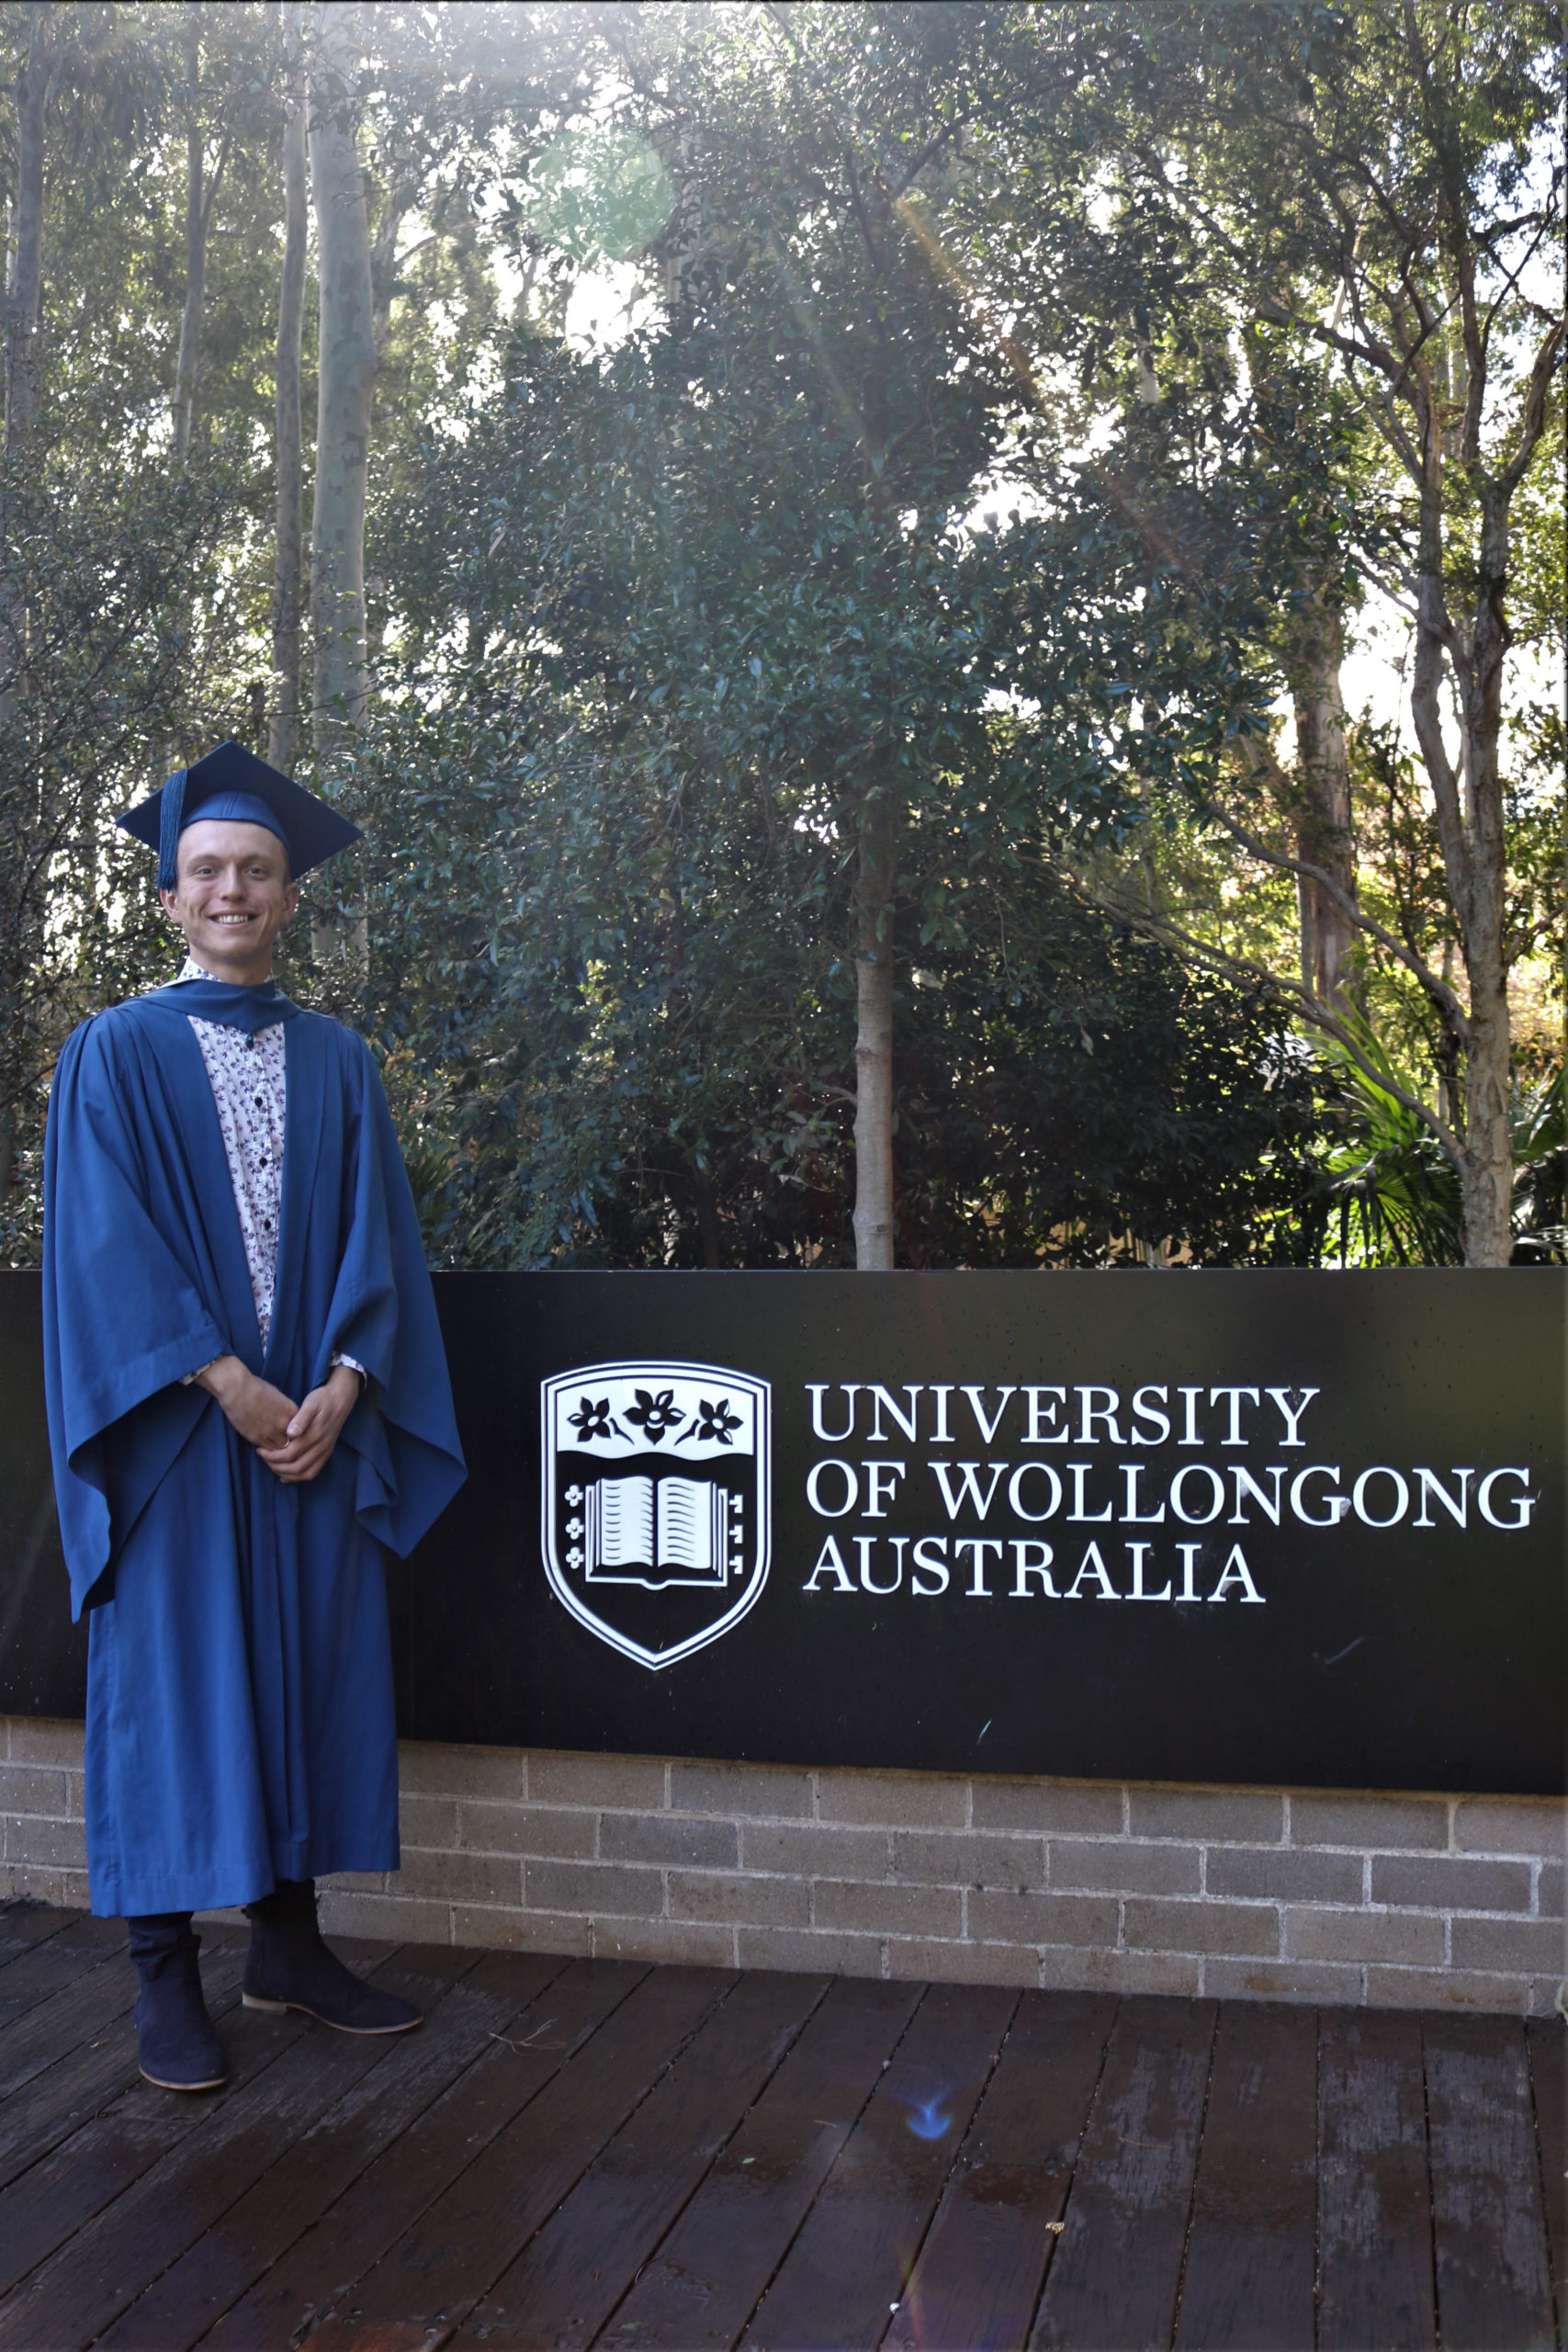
{"left": 1312, "top": 1021, "right": 1467, "bottom": 1267}
{"left": 522, "top": 124, "right": 675, "bottom": 266}
{"left": 1511, "top": 1071, "right": 1567, "bottom": 1263}
{"left": 5, "top": 0, "right": 1558, "bottom": 1272}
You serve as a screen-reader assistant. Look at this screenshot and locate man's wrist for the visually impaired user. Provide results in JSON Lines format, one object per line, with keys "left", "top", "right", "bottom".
{"left": 195, "top": 1355, "right": 245, "bottom": 1401}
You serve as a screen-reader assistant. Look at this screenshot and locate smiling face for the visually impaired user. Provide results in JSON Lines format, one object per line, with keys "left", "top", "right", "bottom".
{"left": 159, "top": 820, "right": 299, "bottom": 985}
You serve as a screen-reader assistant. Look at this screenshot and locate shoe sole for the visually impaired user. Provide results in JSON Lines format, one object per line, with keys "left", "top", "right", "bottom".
{"left": 139, "top": 2064, "right": 227, "bottom": 2091}
{"left": 242, "top": 1990, "right": 422, "bottom": 2034}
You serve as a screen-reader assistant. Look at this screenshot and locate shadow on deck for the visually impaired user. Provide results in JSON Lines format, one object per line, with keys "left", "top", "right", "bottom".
{"left": 0, "top": 1900, "right": 1562, "bottom": 2350}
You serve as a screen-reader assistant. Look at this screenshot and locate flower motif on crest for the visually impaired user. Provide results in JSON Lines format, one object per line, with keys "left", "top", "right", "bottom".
{"left": 568, "top": 1397, "right": 617, "bottom": 1443}
{"left": 694, "top": 1396, "right": 743, "bottom": 1445}
{"left": 625, "top": 1388, "right": 684, "bottom": 1444}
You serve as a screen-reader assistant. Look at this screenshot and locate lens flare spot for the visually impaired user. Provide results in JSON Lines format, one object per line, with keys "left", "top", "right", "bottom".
{"left": 523, "top": 124, "right": 674, "bottom": 266}
{"left": 904, "top": 2092, "right": 952, "bottom": 2141}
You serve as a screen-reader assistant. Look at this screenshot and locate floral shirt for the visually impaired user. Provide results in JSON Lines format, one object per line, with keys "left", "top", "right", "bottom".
{"left": 175, "top": 958, "right": 362, "bottom": 1384}
{"left": 178, "top": 957, "right": 288, "bottom": 1349}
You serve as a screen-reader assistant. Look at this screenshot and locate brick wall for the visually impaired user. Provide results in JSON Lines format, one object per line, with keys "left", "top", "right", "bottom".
{"left": 5, "top": 1715, "right": 1563, "bottom": 2015}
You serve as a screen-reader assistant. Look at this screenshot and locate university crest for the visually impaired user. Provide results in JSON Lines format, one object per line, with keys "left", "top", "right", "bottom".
{"left": 540, "top": 1360, "right": 773, "bottom": 1670}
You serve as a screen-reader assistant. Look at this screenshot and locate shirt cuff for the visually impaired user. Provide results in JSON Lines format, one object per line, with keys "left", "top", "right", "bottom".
{"left": 331, "top": 1352, "right": 368, "bottom": 1389}
{"left": 181, "top": 1360, "right": 221, "bottom": 1387}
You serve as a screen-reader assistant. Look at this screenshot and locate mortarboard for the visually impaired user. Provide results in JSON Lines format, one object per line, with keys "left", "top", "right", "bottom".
{"left": 118, "top": 741, "right": 363, "bottom": 889}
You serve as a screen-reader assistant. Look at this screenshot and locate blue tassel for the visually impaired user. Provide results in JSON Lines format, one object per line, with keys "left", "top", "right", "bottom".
{"left": 157, "top": 770, "right": 187, "bottom": 892}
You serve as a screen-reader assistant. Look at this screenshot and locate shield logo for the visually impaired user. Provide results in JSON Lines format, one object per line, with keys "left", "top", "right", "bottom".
{"left": 540, "top": 1360, "right": 772, "bottom": 1670}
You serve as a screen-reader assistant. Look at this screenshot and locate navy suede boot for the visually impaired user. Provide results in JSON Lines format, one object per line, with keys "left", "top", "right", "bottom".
{"left": 127, "top": 1913, "right": 227, "bottom": 2091}
{"left": 243, "top": 1878, "right": 421, "bottom": 2034}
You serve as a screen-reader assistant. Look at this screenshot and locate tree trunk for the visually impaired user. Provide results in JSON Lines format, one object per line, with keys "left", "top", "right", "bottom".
{"left": 3, "top": 13, "right": 49, "bottom": 449}
{"left": 308, "top": 0, "right": 373, "bottom": 762}
{"left": 1407, "top": 411, "right": 1515, "bottom": 1266}
{"left": 171, "top": 6, "right": 211, "bottom": 469}
{"left": 307, "top": 0, "right": 373, "bottom": 964}
{"left": 1459, "top": 952, "right": 1513, "bottom": 1264}
{"left": 1450, "top": 481, "right": 1517, "bottom": 1268}
{"left": 1284, "top": 590, "right": 1357, "bottom": 1006}
{"left": 852, "top": 785, "right": 897, "bottom": 1269}
{"left": 268, "top": 2, "right": 307, "bottom": 772}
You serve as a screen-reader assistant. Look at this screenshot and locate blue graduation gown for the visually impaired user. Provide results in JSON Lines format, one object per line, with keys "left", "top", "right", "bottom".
{"left": 42, "top": 984, "right": 466, "bottom": 1917}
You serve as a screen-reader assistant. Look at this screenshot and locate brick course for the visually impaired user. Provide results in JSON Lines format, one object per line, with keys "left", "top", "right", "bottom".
{"left": 3, "top": 1716, "right": 1563, "bottom": 2015}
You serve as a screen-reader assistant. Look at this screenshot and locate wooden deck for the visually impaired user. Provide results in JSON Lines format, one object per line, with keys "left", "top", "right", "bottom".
{"left": 0, "top": 1901, "right": 1562, "bottom": 2351}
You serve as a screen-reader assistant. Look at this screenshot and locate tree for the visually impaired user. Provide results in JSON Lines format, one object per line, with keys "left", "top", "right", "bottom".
{"left": 268, "top": 0, "right": 308, "bottom": 769}
{"left": 965, "top": 0, "right": 1564, "bottom": 1263}
{"left": 307, "top": 0, "right": 374, "bottom": 771}
{"left": 17, "top": 0, "right": 1549, "bottom": 1281}
{"left": 2, "top": 0, "right": 51, "bottom": 447}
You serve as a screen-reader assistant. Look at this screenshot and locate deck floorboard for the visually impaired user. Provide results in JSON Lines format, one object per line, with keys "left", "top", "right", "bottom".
{"left": 1174, "top": 1997, "right": 1318, "bottom": 2352}
{"left": 739, "top": 1982, "right": 1020, "bottom": 2352}
{"left": 0, "top": 1899, "right": 1555, "bottom": 2352}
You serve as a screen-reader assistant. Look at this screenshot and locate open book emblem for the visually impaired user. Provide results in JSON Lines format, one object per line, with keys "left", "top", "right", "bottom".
{"left": 540, "top": 1362, "right": 772, "bottom": 1670}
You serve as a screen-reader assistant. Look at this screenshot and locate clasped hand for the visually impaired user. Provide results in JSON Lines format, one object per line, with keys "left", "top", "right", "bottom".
{"left": 197, "top": 1357, "right": 359, "bottom": 1483}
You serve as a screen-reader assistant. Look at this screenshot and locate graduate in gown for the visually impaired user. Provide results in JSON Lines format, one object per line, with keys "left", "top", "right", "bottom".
{"left": 43, "top": 741, "right": 466, "bottom": 2089}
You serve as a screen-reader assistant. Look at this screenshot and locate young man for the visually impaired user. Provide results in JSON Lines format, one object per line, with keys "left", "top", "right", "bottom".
{"left": 43, "top": 741, "right": 466, "bottom": 2091}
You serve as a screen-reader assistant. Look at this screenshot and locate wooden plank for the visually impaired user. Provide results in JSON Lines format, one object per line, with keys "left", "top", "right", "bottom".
{"left": 303, "top": 2324, "right": 455, "bottom": 2351}
{"left": 598, "top": 1977, "right": 924, "bottom": 2352}
{"left": 1174, "top": 2001, "right": 1317, "bottom": 2352}
{"left": 740, "top": 1982, "right": 1020, "bottom": 2352}
{"left": 199, "top": 1958, "right": 651, "bottom": 2351}
{"left": 0, "top": 1939, "right": 434, "bottom": 2347}
{"left": 1528, "top": 2016, "right": 1567, "bottom": 2342}
{"left": 0, "top": 1900, "right": 80, "bottom": 1973}
{"left": 1425, "top": 2012, "right": 1555, "bottom": 2352}
{"left": 324, "top": 1964, "right": 736, "bottom": 2340}
{"left": 1317, "top": 2008, "right": 1436, "bottom": 2351}
{"left": 1030, "top": 1995, "right": 1217, "bottom": 2352}
{"left": 886, "top": 1991, "right": 1118, "bottom": 2352}
{"left": 0, "top": 1929, "right": 248, "bottom": 2205}
{"left": 0, "top": 1910, "right": 125, "bottom": 2033}
{"left": 454, "top": 1970, "right": 829, "bottom": 2349}
{"left": 96, "top": 1953, "right": 564, "bottom": 2352}
{"left": 0, "top": 1921, "right": 242, "bottom": 2114}
{"left": 0, "top": 1940, "right": 299, "bottom": 2306}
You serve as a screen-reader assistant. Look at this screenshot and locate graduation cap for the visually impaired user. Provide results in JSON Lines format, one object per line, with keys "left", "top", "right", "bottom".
{"left": 118, "top": 741, "right": 363, "bottom": 890}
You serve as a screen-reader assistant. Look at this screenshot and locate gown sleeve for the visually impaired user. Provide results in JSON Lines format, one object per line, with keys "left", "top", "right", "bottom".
{"left": 315, "top": 1035, "right": 467, "bottom": 1558}
{"left": 43, "top": 1017, "right": 231, "bottom": 1617}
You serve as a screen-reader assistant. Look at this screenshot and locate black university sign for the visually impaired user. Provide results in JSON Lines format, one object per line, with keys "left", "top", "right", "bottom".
{"left": 0, "top": 1270, "right": 1562, "bottom": 1793}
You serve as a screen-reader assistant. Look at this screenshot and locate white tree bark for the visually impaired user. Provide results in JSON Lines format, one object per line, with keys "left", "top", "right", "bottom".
{"left": 307, "top": 1, "right": 373, "bottom": 967}
{"left": 308, "top": 0, "right": 373, "bottom": 763}
{"left": 171, "top": 5, "right": 227, "bottom": 470}
{"left": 3, "top": 13, "right": 50, "bottom": 449}
{"left": 268, "top": 1, "right": 307, "bottom": 771}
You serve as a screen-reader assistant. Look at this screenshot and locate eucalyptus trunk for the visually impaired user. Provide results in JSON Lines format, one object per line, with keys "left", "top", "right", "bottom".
{"left": 3, "top": 12, "right": 49, "bottom": 449}
{"left": 1410, "top": 463, "right": 1516, "bottom": 1269}
{"left": 170, "top": 6, "right": 217, "bottom": 469}
{"left": 308, "top": 1, "right": 372, "bottom": 759}
{"left": 852, "top": 786, "right": 897, "bottom": 1270}
{"left": 1284, "top": 592, "right": 1356, "bottom": 1008}
{"left": 307, "top": 0, "right": 373, "bottom": 963}
{"left": 268, "top": 5, "right": 307, "bottom": 772}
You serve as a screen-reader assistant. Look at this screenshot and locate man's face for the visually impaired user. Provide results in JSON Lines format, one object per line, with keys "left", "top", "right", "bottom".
{"left": 159, "top": 820, "right": 298, "bottom": 983}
